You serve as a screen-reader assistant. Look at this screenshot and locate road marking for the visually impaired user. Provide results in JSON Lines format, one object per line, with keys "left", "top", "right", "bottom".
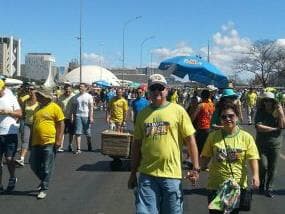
{"left": 280, "top": 153, "right": 285, "bottom": 160}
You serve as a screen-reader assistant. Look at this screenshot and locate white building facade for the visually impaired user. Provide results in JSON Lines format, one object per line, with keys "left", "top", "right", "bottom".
{"left": 23, "top": 53, "right": 56, "bottom": 86}
{"left": 0, "top": 36, "right": 21, "bottom": 77}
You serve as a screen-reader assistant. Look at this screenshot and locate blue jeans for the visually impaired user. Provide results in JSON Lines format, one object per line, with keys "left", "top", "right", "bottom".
{"left": 30, "top": 144, "right": 55, "bottom": 190}
{"left": 136, "top": 174, "right": 183, "bottom": 214}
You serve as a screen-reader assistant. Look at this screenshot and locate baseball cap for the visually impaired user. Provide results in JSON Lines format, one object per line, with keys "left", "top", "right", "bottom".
{"left": 0, "top": 75, "right": 6, "bottom": 81}
{"left": 0, "top": 79, "right": 5, "bottom": 90}
{"left": 148, "top": 74, "right": 167, "bottom": 87}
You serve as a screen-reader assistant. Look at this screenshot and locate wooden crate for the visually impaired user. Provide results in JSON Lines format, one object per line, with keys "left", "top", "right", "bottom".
{"left": 101, "top": 130, "right": 133, "bottom": 158}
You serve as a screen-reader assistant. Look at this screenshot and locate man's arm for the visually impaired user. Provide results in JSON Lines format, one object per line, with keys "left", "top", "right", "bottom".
{"left": 0, "top": 109, "right": 22, "bottom": 119}
{"left": 54, "top": 120, "right": 65, "bottom": 148}
{"left": 128, "top": 139, "right": 142, "bottom": 189}
{"left": 88, "top": 96, "right": 94, "bottom": 123}
{"left": 191, "top": 104, "right": 201, "bottom": 122}
{"left": 184, "top": 135, "right": 200, "bottom": 185}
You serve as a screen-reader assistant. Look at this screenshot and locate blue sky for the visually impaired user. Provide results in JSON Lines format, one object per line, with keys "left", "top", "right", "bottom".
{"left": 1, "top": 0, "right": 284, "bottom": 75}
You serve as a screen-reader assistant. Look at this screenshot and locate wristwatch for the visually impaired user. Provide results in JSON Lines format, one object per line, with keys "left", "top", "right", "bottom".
{"left": 192, "top": 168, "right": 201, "bottom": 173}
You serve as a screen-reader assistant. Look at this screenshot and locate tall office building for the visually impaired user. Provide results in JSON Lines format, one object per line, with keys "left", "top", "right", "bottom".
{"left": 0, "top": 36, "right": 21, "bottom": 77}
{"left": 23, "top": 53, "right": 56, "bottom": 86}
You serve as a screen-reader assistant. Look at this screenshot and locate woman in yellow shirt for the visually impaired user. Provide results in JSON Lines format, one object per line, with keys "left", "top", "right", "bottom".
{"left": 15, "top": 85, "right": 39, "bottom": 166}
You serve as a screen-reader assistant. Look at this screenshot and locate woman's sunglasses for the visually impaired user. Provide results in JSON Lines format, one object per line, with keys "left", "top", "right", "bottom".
{"left": 221, "top": 114, "right": 235, "bottom": 120}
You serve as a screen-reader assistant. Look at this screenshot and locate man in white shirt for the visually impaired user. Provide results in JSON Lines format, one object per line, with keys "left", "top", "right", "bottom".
{"left": 0, "top": 80, "right": 22, "bottom": 192}
{"left": 72, "top": 83, "right": 94, "bottom": 154}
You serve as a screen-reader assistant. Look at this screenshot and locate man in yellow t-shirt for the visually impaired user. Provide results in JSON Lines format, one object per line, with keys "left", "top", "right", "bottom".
{"left": 106, "top": 88, "right": 128, "bottom": 132}
{"left": 245, "top": 88, "right": 257, "bottom": 125}
{"left": 128, "top": 74, "right": 199, "bottom": 214}
{"left": 30, "top": 88, "right": 64, "bottom": 199}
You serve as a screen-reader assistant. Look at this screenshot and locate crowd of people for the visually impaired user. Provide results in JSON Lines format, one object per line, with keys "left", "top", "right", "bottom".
{"left": 0, "top": 74, "right": 284, "bottom": 213}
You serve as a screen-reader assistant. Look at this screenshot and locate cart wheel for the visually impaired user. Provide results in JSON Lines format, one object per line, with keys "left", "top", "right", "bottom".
{"left": 110, "top": 158, "right": 123, "bottom": 171}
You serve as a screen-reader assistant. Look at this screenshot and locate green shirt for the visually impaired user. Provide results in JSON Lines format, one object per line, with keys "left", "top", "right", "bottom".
{"left": 255, "top": 110, "right": 283, "bottom": 148}
{"left": 202, "top": 128, "right": 259, "bottom": 190}
{"left": 135, "top": 102, "right": 195, "bottom": 179}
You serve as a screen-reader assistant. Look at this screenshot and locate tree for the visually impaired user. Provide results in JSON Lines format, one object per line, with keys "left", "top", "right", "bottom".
{"left": 234, "top": 40, "right": 285, "bottom": 87}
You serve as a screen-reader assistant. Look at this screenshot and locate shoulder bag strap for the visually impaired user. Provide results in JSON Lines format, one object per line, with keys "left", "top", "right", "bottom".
{"left": 221, "top": 131, "right": 235, "bottom": 179}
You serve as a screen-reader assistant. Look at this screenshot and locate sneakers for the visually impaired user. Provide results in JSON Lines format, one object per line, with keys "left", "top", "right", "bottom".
{"left": 265, "top": 190, "right": 274, "bottom": 198}
{"left": 87, "top": 143, "right": 92, "bottom": 152}
{"left": 74, "top": 150, "right": 82, "bottom": 155}
{"left": 6, "top": 177, "right": 17, "bottom": 192}
{"left": 57, "top": 148, "right": 64, "bottom": 153}
{"left": 37, "top": 191, "right": 47, "bottom": 199}
{"left": 15, "top": 159, "right": 25, "bottom": 167}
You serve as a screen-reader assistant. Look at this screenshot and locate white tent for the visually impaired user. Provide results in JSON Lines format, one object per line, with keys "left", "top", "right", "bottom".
{"left": 5, "top": 78, "right": 23, "bottom": 86}
{"left": 61, "top": 65, "right": 120, "bottom": 86}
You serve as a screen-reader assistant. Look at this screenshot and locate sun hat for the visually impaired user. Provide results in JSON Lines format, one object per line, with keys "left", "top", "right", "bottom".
{"left": 148, "top": 74, "right": 167, "bottom": 87}
{"left": 0, "top": 79, "right": 5, "bottom": 90}
{"left": 35, "top": 87, "right": 54, "bottom": 100}
{"left": 221, "top": 88, "right": 238, "bottom": 98}
{"left": 261, "top": 92, "right": 276, "bottom": 100}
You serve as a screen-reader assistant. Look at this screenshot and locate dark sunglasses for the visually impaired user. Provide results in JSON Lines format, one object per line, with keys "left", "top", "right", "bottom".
{"left": 149, "top": 84, "right": 165, "bottom": 92}
{"left": 221, "top": 114, "right": 235, "bottom": 120}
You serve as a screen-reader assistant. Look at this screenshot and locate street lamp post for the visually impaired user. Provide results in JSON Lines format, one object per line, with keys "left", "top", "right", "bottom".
{"left": 76, "top": 0, "right": 83, "bottom": 83}
{"left": 140, "top": 36, "right": 155, "bottom": 68}
{"left": 122, "top": 15, "right": 142, "bottom": 82}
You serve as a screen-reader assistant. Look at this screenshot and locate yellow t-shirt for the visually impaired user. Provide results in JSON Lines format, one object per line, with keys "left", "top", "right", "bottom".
{"left": 135, "top": 102, "right": 195, "bottom": 179}
{"left": 109, "top": 97, "right": 128, "bottom": 123}
{"left": 201, "top": 129, "right": 259, "bottom": 190}
{"left": 24, "top": 101, "right": 39, "bottom": 125}
{"left": 32, "top": 102, "right": 65, "bottom": 146}
{"left": 246, "top": 92, "right": 257, "bottom": 107}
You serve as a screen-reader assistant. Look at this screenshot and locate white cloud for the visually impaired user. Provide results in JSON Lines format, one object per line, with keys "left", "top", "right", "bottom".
{"left": 83, "top": 53, "right": 105, "bottom": 66}
{"left": 151, "top": 41, "right": 194, "bottom": 63}
{"left": 201, "top": 22, "right": 252, "bottom": 76}
{"left": 276, "top": 39, "right": 285, "bottom": 47}
{"left": 150, "top": 22, "right": 252, "bottom": 80}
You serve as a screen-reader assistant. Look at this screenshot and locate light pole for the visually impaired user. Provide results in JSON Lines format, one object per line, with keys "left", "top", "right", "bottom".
{"left": 122, "top": 15, "right": 142, "bottom": 82}
{"left": 76, "top": 0, "right": 83, "bottom": 83}
{"left": 140, "top": 35, "right": 155, "bottom": 68}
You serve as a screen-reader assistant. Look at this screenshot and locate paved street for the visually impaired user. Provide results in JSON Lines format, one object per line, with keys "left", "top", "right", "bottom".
{"left": 0, "top": 110, "right": 285, "bottom": 214}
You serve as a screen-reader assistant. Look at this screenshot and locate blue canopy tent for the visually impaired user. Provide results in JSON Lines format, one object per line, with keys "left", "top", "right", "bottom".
{"left": 159, "top": 56, "right": 228, "bottom": 88}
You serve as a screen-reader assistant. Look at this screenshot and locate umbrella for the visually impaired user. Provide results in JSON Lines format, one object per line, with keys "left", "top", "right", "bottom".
{"left": 159, "top": 56, "right": 228, "bottom": 88}
{"left": 94, "top": 80, "right": 111, "bottom": 88}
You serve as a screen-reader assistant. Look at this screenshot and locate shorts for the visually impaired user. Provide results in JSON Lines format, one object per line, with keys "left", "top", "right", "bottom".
{"left": 74, "top": 116, "right": 91, "bottom": 136}
{"left": 0, "top": 134, "right": 18, "bottom": 158}
{"left": 64, "top": 119, "right": 75, "bottom": 135}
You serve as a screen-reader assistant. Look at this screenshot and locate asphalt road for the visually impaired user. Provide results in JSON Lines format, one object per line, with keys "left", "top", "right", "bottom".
{"left": 0, "top": 110, "right": 285, "bottom": 214}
